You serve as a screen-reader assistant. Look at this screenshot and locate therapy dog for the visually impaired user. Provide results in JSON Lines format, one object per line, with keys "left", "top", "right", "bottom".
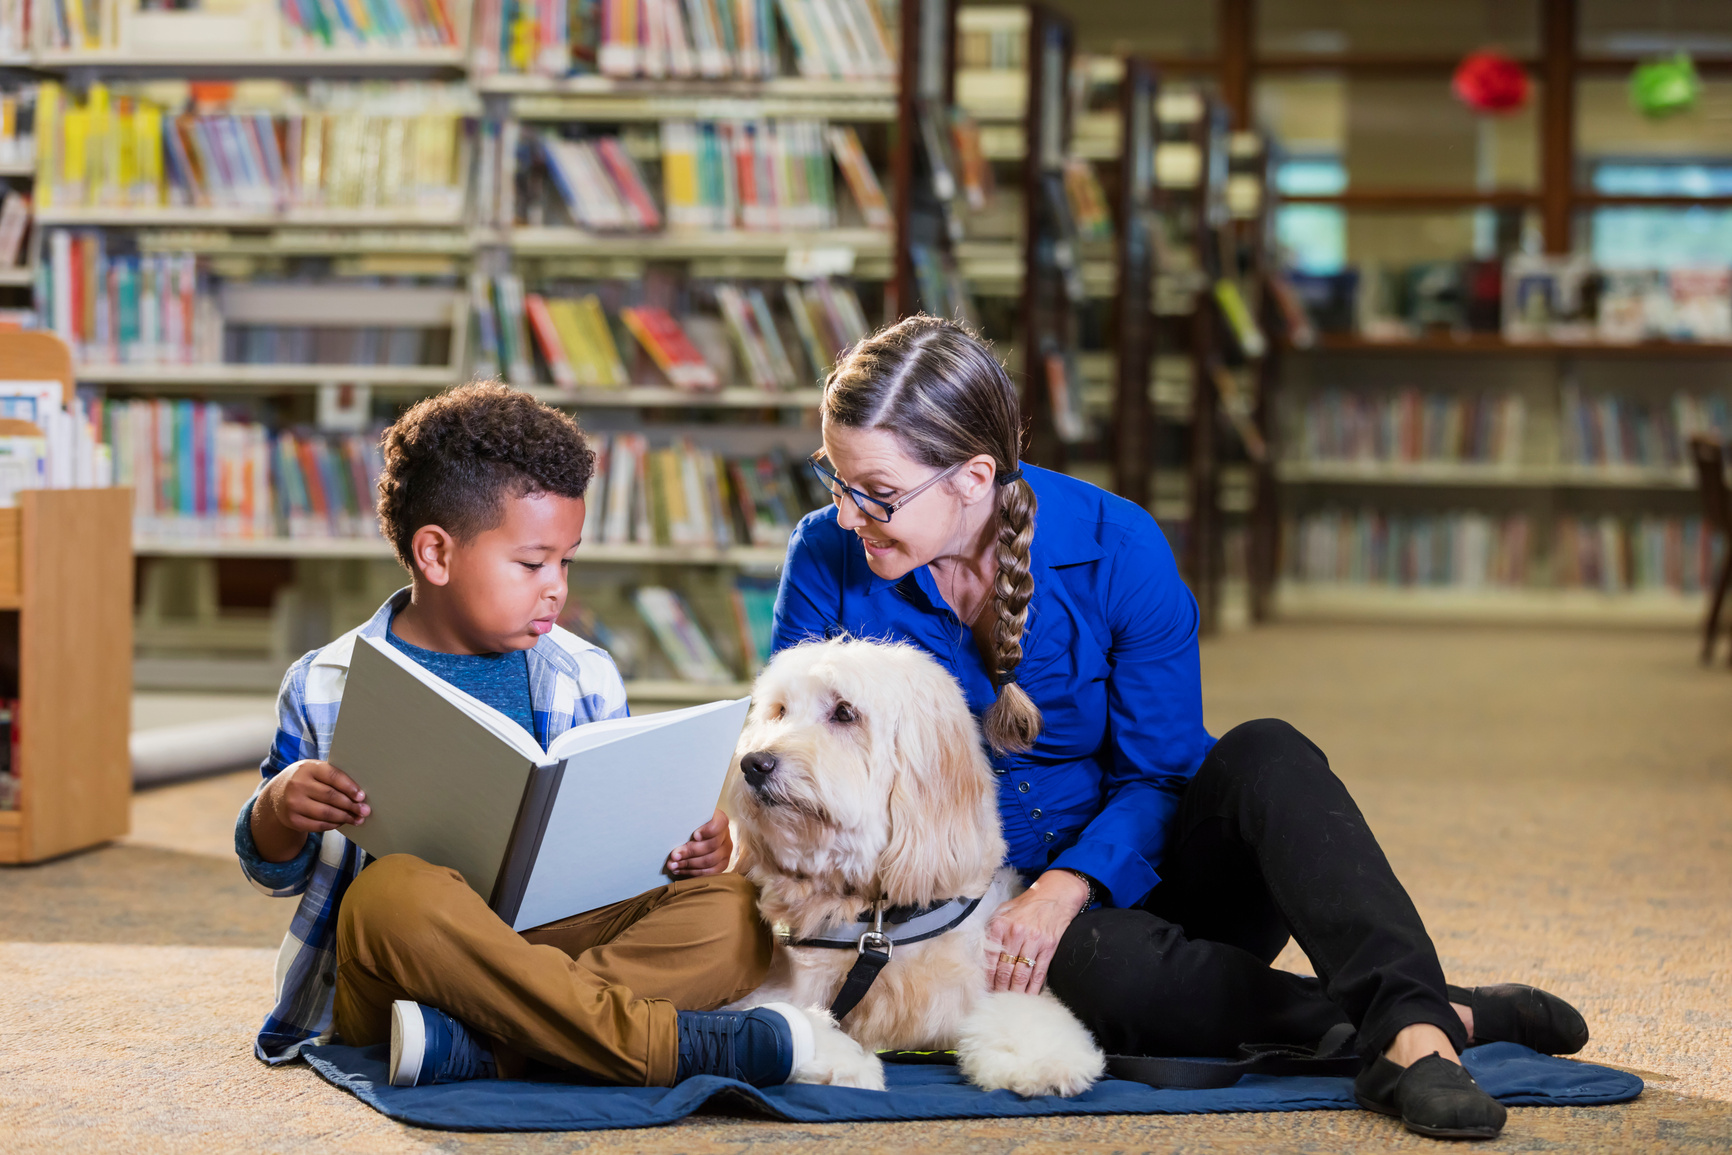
{"left": 726, "top": 637, "right": 1106, "bottom": 1096}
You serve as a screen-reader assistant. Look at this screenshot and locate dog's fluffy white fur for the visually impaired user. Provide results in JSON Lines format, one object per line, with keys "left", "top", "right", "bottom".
{"left": 727, "top": 638, "right": 1106, "bottom": 1097}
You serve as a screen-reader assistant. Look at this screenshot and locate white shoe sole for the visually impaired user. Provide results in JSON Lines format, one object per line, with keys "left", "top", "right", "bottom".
{"left": 756, "top": 1001, "right": 816, "bottom": 1082}
{"left": 388, "top": 999, "right": 426, "bottom": 1087}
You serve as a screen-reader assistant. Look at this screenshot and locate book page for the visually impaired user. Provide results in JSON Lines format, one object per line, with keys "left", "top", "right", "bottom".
{"left": 358, "top": 635, "right": 545, "bottom": 763}
{"left": 330, "top": 637, "right": 542, "bottom": 903}
{"left": 511, "top": 697, "right": 750, "bottom": 930}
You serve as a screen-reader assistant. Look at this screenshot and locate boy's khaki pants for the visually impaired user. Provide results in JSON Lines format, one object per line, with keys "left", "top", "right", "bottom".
{"left": 332, "top": 853, "right": 772, "bottom": 1086}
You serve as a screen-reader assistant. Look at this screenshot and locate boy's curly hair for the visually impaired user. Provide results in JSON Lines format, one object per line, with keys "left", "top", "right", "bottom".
{"left": 376, "top": 381, "right": 595, "bottom": 571}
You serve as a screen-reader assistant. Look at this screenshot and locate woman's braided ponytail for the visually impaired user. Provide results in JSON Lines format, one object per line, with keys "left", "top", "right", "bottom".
{"left": 982, "top": 475, "right": 1042, "bottom": 753}
{"left": 822, "top": 315, "right": 1044, "bottom": 755}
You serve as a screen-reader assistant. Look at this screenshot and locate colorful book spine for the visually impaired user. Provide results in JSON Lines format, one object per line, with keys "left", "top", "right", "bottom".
{"left": 584, "top": 432, "right": 820, "bottom": 549}
{"left": 1559, "top": 385, "right": 1732, "bottom": 469}
{"left": 40, "top": 233, "right": 213, "bottom": 365}
{"left": 1288, "top": 508, "right": 1727, "bottom": 596}
{"left": 1299, "top": 388, "right": 1527, "bottom": 468}
{"left": 659, "top": 119, "right": 845, "bottom": 233}
{"left": 619, "top": 305, "right": 720, "bottom": 390}
{"left": 35, "top": 81, "right": 469, "bottom": 219}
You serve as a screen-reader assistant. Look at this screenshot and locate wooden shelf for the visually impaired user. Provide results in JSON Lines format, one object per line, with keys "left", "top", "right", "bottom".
{"left": 1276, "top": 582, "right": 1704, "bottom": 628}
{"left": 624, "top": 678, "right": 752, "bottom": 703}
{"left": 1576, "top": 193, "right": 1732, "bottom": 209}
{"left": 75, "top": 363, "right": 460, "bottom": 389}
{"left": 0, "top": 489, "right": 133, "bottom": 863}
{"left": 484, "top": 74, "right": 898, "bottom": 122}
{"left": 1278, "top": 461, "right": 1695, "bottom": 490}
{"left": 136, "top": 230, "right": 476, "bottom": 256}
{"left": 1255, "top": 53, "right": 1539, "bottom": 74}
{"left": 1278, "top": 189, "right": 1541, "bottom": 209}
{"left": 37, "top": 207, "right": 467, "bottom": 229}
{"left": 1577, "top": 54, "right": 1732, "bottom": 76}
{"left": 0, "top": 266, "right": 33, "bottom": 286}
{"left": 504, "top": 227, "right": 893, "bottom": 261}
{"left": 527, "top": 385, "right": 823, "bottom": 409}
{"left": 1298, "top": 334, "right": 1732, "bottom": 358}
{"left": 134, "top": 535, "right": 790, "bottom": 566}
{"left": 0, "top": 160, "right": 33, "bottom": 178}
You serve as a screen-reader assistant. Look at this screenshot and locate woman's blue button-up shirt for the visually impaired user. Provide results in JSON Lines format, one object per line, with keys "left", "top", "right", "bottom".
{"left": 770, "top": 464, "right": 1217, "bottom": 909}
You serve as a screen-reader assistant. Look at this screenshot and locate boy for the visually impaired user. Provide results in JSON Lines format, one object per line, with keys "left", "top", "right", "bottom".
{"left": 236, "top": 383, "right": 809, "bottom": 1089}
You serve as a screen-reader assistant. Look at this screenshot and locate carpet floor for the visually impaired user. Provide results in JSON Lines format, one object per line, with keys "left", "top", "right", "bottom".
{"left": 2, "top": 623, "right": 1728, "bottom": 1153}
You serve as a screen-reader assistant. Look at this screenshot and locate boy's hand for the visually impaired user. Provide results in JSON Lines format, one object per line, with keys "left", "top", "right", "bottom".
{"left": 251, "top": 759, "right": 370, "bottom": 863}
{"left": 666, "top": 808, "right": 731, "bottom": 877}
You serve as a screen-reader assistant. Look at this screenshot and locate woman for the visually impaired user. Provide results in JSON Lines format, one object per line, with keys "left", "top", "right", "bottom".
{"left": 769, "top": 317, "right": 1587, "bottom": 1141}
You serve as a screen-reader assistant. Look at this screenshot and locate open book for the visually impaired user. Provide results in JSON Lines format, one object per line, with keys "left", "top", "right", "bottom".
{"left": 330, "top": 636, "right": 750, "bottom": 931}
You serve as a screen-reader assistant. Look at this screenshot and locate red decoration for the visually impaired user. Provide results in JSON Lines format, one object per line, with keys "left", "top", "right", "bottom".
{"left": 1452, "top": 51, "right": 1531, "bottom": 115}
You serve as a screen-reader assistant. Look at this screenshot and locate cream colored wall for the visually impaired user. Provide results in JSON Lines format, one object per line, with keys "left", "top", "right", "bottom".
{"left": 1577, "top": 78, "right": 1732, "bottom": 160}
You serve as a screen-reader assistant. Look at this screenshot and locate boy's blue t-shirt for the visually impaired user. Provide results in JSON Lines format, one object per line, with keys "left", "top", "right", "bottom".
{"left": 386, "top": 618, "right": 539, "bottom": 745}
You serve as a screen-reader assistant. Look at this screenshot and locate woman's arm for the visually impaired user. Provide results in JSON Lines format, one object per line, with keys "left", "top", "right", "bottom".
{"left": 770, "top": 509, "right": 846, "bottom": 655}
{"left": 1046, "top": 521, "right": 1212, "bottom": 907}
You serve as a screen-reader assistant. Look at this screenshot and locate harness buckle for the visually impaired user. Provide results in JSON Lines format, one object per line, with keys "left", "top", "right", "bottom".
{"left": 858, "top": 900, "right": 893, "bottom": 958}
{"left": 857, "top": 930, "right": 893, "bottom": 957}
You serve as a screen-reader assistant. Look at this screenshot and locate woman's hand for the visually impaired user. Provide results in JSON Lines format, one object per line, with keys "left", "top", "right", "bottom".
{"left": 984, "top": 869, "right": 1090, "bottom": 994}
{"left": 667, "top": 808, "right": 733, "bottom": 877}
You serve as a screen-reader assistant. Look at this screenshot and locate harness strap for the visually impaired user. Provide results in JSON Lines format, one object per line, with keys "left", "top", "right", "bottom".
{"left": 785, "top": 895, "right": 985, "bottom": 1021}
{"left": 828, "top": 947, "right": 895, "bottom": 1021}
{"left": 788, "top": 895, "right": 984, "bottom": 951}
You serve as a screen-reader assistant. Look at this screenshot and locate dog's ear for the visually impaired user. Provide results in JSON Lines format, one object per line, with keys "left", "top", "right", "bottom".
{"left": 878, "top": 670, "right": 1005, "bottom": 906}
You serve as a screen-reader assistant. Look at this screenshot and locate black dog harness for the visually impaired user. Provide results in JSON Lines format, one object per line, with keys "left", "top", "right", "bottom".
{"left": 785, "top": 896, "right": 984, "bottom": 1020}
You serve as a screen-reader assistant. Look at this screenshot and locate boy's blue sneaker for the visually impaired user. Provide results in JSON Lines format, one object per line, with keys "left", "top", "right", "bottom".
{"left": 388, "top": 999, "right": 498, "bottom": 1087}
{"left": 675, "top": 1003, "right": 814, "bottom": 1087}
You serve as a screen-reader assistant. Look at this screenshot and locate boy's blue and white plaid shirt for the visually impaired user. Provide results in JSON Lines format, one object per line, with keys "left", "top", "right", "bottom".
{"left": 234, "top": 587, "right": 630, "bottom": 1064}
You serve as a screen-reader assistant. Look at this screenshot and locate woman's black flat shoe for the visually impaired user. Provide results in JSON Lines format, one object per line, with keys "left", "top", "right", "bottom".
{"left": 1355, "top": 1054, "right": 1507, "bottom": 1140}
{"left": 1449, "top": 983, "right": 1590, "bottom": 1055}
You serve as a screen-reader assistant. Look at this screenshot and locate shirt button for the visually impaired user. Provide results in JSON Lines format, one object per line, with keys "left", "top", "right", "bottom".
{"left": 1030, "top": 808, "right": 1043, "bottom": 820}
{"left": 1042, "top": 831, "right": 1055, "bottom": 843}
{"left": 1017, "top": 782, "right": 1030, "bottom": 794}
{"left": 321, "top": 971, "right": 335, "bottom": 987}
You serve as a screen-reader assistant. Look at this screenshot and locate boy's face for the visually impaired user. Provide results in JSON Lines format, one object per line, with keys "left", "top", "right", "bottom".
{"left": 426, "top": 490, "right": 587, "bottom": 653}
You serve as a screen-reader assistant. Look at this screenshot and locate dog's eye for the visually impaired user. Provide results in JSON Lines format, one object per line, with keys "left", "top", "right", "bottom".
{"left": 773, "top": 703, "right": 785, "bottom": 720}
{"left": 830, "top": 701, "right": 857, "bottom": 724}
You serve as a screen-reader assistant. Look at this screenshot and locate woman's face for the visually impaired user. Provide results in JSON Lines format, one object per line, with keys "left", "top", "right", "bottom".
{"left": 819, "top": 423, "right": 994, "bottom": 580}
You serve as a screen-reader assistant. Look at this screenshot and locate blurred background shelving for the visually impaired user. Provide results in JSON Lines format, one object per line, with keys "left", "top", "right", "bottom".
{"left": 1, "top": 0, "right": 1727, "bottom": 709}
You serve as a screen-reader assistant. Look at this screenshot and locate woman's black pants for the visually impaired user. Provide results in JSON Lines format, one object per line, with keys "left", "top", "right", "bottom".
{"left": 1046, "top": 718, "right": 1467, "bottom": 1061}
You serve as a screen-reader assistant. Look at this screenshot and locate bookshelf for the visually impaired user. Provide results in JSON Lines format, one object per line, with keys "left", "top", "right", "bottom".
{"left": 1274, "top": 340, "right": 1729, "bottom": 623}
{"left": 24, "top": 3, "right": 901, "bottom": 703}
{"left": 1015, "top": 3, "right": 1077, "bottom": 472}
{"left": 135, "top": 536, "right": 791, "bottom": 566}
{"left": 0, "top": 488, "right": 134, "bottom": 863}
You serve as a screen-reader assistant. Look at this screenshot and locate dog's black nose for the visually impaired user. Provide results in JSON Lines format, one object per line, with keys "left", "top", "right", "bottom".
{"left": 741, "top": 750, "right": 778, "bottom": 790}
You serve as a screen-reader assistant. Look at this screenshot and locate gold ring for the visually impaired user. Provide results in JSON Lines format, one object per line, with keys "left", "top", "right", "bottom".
{"left": 1010, "top": 955, "right": 1036, "bottom": 967}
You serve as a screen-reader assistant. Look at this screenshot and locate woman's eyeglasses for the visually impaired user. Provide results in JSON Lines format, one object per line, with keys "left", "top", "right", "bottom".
{"left": 808, "top": 451, "right": 964, "bottom": 524}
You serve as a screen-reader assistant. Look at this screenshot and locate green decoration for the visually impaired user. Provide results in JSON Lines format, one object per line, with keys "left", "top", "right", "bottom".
{"left": 1631, "top": 54, "right": 1702, "bottom": 119}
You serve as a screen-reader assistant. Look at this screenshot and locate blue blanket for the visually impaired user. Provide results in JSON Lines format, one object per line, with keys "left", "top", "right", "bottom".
{"left": 301, "top": 1042, "right": 1642, "bottom": 1133}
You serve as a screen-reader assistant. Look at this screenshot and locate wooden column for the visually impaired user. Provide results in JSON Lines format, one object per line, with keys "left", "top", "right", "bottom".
{"left": 1541, "top": 0, "right": 1578, "bottom": 253}
{"left": 1019, "top": 4, "right": 1072, "bottom": 470}
{"left": 1219, "top": 0, "right": 1255, "bottom": 131}
{"left": 890, "top": 0, "right": 923, "bottom": 321}
{"left": 1112, "top": 59, "right": 1159, "bottom": 507}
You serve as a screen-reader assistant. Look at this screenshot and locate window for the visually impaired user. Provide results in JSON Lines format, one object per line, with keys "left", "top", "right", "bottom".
{"left": 1276, "top": 158, "right": 1347, "bottom": 274}
{"left": 1590, "top": 162, "right": 1732, "bottom": 268}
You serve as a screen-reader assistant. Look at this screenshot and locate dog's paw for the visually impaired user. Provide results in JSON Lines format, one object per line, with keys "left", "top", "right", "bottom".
{"left": 956, "top": 991, "right": 1106, "bottom": 1098}
{"left": 787, "top": 1006, "right": 887, "bottom": 1091}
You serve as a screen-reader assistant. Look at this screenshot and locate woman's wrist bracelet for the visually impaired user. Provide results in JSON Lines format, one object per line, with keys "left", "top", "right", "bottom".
{"left": 1058, "top": 868, "right": 1100, "bottom": 914}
